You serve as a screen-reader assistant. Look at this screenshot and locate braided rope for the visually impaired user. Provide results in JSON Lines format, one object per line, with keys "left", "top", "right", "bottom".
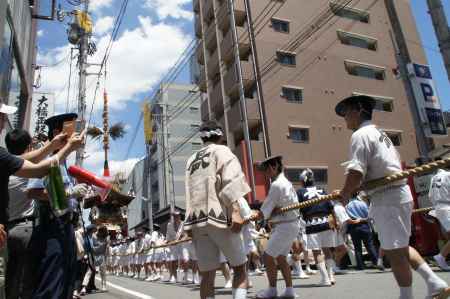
{"left": 251, "top": 158, "right": 450, "bottom": 220}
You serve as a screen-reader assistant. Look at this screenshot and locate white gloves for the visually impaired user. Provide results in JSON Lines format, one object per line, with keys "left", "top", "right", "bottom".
{"left": 68, "top": 183, "right": 89, "bottom": 199}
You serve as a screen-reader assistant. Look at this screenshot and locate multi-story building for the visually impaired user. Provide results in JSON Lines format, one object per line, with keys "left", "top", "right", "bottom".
{"left": 193, "top": 0, "right": 430, "bottom": 192}
{"left": 0, "top": 0, "right": 39, "bottom": 141}
{"left": 148, "top": 83, "right": 202, "bottom": 211}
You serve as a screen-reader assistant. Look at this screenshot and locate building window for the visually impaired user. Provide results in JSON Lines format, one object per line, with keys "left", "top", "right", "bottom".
{"left": 345, "top": 60, "right": 385, "bottom": 80}
{"left": 384, "top": 131, "right": 402, "bottom": 146}
{"left": 192, "top": 142, "right": 202, "bottom": 151}
{"left": 352, "top": 92, "right": 394, "bottom": 112}
{"left": 271, "top": 18, "right": 290, "bottom": 33}
{"left": 330, "top": 2, "right": 370, "bottom": 23}
{"left": 277, "top": 51, "right": 296, "bottom": 66}
{"left": 189, "top": 107, "right": 199, "bottom": 113}
{"left": 282, "top": 86, "right": 303, "bottom": 103}
{"left": 285, "top": 168, "right": 328, "bottom": 185}
{"left": 289, "top": 126, "right": 309, "bottom": 143}
{"left": 337, "top": 30, "right": 377, "bottom": 51}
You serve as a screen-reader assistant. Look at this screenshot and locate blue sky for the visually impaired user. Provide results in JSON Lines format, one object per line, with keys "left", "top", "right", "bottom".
{"left": 35, "top": 0, "right": 450, "bottom": 176}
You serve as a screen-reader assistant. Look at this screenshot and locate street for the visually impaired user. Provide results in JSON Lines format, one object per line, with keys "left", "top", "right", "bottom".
{"left": 87, "top": 267, "right": 450, "bottom": 299}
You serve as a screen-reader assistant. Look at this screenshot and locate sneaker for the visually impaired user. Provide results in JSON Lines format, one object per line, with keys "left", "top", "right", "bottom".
{"left": 305, "top": 268, "right": 317, "bottom": 275}
{"left": 279, "top": 288, "right": 298, "bottom": 299}
{"left": 254, "top": 268, "right": 264, "bottom": 275}
{"left": 318, "top": 279, "right": 332, "bottom": 287}
{"left": 256, "top": 288, "right": 277, "bottom": 299}
{"left": 169, "top": 276, "right": 177, "bottom": 284}
{"left": 433, "top": 254, "right": 450, "bottom": 271}
{"left": 292, "top": 269, "right": 310, "bottom": 279}
{"left": 376, "top": 262, "right": 385, "bottom": 271}
{"left": 224, "top": 280, "right": 232, "bottom": 289}
{"left": 153, "top": 274, "right": 161, "bottom": 281}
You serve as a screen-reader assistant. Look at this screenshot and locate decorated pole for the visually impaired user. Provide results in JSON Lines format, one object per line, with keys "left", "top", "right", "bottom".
{"left": 103, "top": 90, "right": 110, "bottom": 177}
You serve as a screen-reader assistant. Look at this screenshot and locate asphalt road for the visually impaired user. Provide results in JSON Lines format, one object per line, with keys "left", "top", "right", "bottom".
{"left": 86, "top": 267, "right": 450, "bottom": 299}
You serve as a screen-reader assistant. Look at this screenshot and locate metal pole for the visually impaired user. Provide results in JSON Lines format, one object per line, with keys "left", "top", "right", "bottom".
{"left": 168, "top": 158, "right": 176, "bottom": 212}
{"left": 385, "top": 0, "right": 430, "bottom": 158}
{"left": 75, "top": 0, "right": 89, "bottom": 166}
{"left": 146, "top": 144, "right": 153, "bottom": 232}
{"left": 427, "top": 0, "right": 450, "bottom": 82}
{"left": 228, "top": 0, "right": 257, "bottom": 201}
{"left": 243, "top": 0, "right": 271, "bottom": 158}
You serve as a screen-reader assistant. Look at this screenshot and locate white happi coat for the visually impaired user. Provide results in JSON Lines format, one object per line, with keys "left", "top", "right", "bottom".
{"left": 429, "top": 169, "right": 450, "bottom": 210}
{"left": 184, "top": 143, "right": 251, "bottom": 230}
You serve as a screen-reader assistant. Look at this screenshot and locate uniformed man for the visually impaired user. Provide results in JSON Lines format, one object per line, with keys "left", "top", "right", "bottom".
{"left": 334, "top": 95, "right": 449, "bottom": 299}
{"left": 429, "top": 167, "right": 450, "bottom": 271}
{"left": 27, "top": 113, "right": 89, "bottom": 299}
{"left": 253, "top": 155, "right": 300, "bottom": 299}
{"left": 184, "top": 120, "right": 249, "bottom": 299}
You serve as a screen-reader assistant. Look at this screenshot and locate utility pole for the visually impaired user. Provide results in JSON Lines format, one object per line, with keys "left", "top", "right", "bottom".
{"left": 243, "top": 0, "right": 271, "bottom": 158}
{"left": 228, "top": 0, "right": 257, "bottom": 201}
{"left": 75, "top": 0, "right": 90, "bottom": 166}
{"left": 385, "top": 0, "right": 431, "bottom": 158}
{"left": 427, "top": 0, "right": 450, "bottom": 82}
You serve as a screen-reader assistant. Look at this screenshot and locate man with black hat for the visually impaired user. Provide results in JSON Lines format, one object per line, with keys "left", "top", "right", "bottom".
{"left": 184, "top": 120, "right": 250, "bottom": 299}
{"left": 334, "top": 95, "right": 449, "bottom": 299}
{"left": 26, "top": 113, "right": 89, "bottom": 299}
{"left": 252, "top": 155, "right": 300, "bottom": 299}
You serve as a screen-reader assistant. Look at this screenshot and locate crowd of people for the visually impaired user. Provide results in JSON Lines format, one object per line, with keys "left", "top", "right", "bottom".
{"left": 0, "top": 89, "right": 450, "bottom": 299}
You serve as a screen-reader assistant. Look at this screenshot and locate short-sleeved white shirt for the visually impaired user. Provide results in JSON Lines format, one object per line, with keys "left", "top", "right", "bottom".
{"left": 261, "top": 172, "right": 300, "bottom": 223}
{"left": 344, "top": 121, "right": 411, "bottom": 205}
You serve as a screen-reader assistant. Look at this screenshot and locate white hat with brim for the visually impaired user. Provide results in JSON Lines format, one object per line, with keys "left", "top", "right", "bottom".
{"left": 0, "top": 103, "right": 17, "bottom": 115}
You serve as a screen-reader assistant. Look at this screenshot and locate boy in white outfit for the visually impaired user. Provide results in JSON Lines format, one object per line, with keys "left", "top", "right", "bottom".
{"left": 253, "top": 155, "right": 300, "bottom": 299}
{"left": 335, "top": 95, "right": 449, "bottom": 299}
{"left": 429, "top": 168, "right": 450, "bottom": 271}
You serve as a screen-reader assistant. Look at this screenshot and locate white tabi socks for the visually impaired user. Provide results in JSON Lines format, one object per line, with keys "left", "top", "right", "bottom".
{"left": 325, "top": 259, "right": 336, "bottom": 284}
{"left": 232, "top": 288, "right": 247, "bottom": 299}
{"left": 399, "top": 286, "right": 413, "bottom": 299}
{"left": 317, "top": 261, "right": 331, "bottom": 286}
{"left": 416, "top": 262, "right": 448, "bottom": 296}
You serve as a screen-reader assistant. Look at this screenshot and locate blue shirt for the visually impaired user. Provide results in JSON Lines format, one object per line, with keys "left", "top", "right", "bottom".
{"left": 346, "top": 197, "right": 369, "bottom": 220}
{"left": 27, "top": 162, "right": 77, "bottom": 214}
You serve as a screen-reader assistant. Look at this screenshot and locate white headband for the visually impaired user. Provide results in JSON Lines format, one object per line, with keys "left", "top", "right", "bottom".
{"left": 199, "top": 128, "right": 223, "bottom": 138}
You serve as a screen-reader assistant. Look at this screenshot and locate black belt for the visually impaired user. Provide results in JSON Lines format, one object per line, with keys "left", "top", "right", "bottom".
{"left": 7, "top": 216, "right": 35, "bottom": 227}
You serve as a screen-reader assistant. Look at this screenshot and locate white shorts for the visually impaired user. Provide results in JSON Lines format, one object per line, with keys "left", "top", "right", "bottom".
{"left": 166, "top": 245, "right": 180, "bottom": 262}
{"left": 266, "top": 221, "right": 300, "bottom": 257}
{"left": 369, "top": 201, "right": 413, "bottom": 250}
{"left": 334, "top": 230, "right": 345, "bottom": 247}
{"left": 436, "top": 208, "right": 450, "bottom": 232}
{"left": 180, "top": 244, "right": 190, "bottom": 262}
{"left": 188, "top": 243, "right": 198, "bottom": 261}
{"left": 138, "top": 254, "right": 146, "bottom": 265}
{"left": 192, "top": 225, "right": 247, "bottom": 272}
{"left": 307, "top": 229, "right": 336, "bottom": 250}
{"left": 244, "top": 240, "right": 257, "bottom": 255}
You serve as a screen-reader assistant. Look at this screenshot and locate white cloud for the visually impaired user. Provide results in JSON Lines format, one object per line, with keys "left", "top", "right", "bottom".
{"left": 90, "top": 0, "right": 113, "bottom": 12}
{"left": 37, "top": 30, "right": 44, "bottom": 37}
{"left": 36, "top": 15, "right": 191, "bottom": 113}
{"left": 94, "top": 16, "right": 114, "bottom": 35}
{"left": 144, "top": 0, "right": 193, "bottom": 20}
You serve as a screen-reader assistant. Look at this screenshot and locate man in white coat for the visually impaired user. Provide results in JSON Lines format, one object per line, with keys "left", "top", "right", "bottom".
{"left": 184, "top": 120, "right": 250, "bottom": 299}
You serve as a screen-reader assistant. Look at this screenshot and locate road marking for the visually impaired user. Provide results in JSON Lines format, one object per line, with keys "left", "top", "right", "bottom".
{"left": 95, "top": 277, "right": 155, "bottom": 299}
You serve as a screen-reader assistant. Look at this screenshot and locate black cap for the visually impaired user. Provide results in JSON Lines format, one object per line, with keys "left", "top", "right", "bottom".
{"left": 335, "top": 95, "right": 375, "bottom": 117}
{"left": 256, "top": 155, "right": 283, "bottom": 171}
{"left": 45, "top": 113, "right": 78, "bottom": 140}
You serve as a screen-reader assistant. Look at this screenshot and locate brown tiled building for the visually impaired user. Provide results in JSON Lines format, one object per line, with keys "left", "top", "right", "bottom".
{"left": 193, "top": 0, "right": 429, "bottom": 192}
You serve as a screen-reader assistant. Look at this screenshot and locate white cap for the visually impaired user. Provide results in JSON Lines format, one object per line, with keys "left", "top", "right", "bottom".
{"left": 0, "top": 103, "right": 17, "bottom": 115}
